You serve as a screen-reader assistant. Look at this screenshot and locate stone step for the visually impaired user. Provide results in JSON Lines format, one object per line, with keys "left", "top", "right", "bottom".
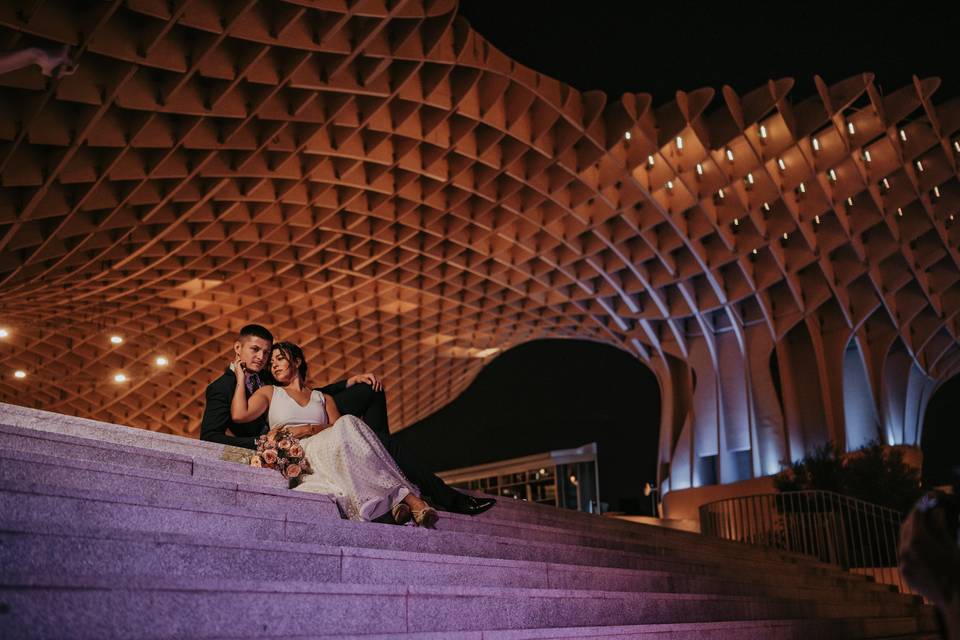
{"left": 0, "top": 520, "right": 917, "bottom": 608}
{"left": 0, "top": 422, "right": 280, "bottom": 488}
{"left": 0, "top": 464, "right": 889, "bottom": 596}
{"left": 0, "top": 445, "right": 879, "bottom": 590}
{"left": 0, "top": 573, "right": 932, "bottom": 640}
{"left": 0, "top": 402, "right": 245, "bottom": 463}
{"left": 0, "top": 414, "right": 867, "bottom": 579}
{"left": 201, "top": 621, "right": 941, "bottom": 640}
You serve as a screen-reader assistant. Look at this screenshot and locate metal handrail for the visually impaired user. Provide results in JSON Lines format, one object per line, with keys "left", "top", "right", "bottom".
{"left": 699, "top": 490, "right": 913, "bottom": 594}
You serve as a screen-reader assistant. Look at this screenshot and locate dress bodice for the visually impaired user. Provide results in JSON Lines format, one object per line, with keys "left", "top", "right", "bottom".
{"left": 267, "top": 386, "right": 328, "bottom": 429}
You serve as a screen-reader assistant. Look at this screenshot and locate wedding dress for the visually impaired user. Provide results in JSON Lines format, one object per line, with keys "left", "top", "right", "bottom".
{"left": 268, "top": 385, "right": 419, "bottom": 521}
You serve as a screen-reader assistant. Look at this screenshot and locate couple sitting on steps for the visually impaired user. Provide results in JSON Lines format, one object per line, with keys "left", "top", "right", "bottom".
{"left": 200, "top": 324, "right": 495, "bottom": 526}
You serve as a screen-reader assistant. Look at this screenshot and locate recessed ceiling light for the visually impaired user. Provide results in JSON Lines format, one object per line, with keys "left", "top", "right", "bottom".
{"left": 155, "top": 356, "right": 169, "bottom": 367}
{"left": 13, "top": 370, "right": 26, "bottom": 379}
{"left": 0, "top": 328, "right": 8, "bottom": 338}
{"left": 110, "top": 335, "right": 123, "bottom": 345}
{"left": 114, "top": 373, "right": 128, "bottom": 383}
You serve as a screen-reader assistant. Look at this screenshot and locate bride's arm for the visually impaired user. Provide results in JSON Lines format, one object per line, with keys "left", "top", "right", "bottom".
{"left": 231, "top": 374, "right": 271, "bottom": 423}
{"left": 283, "top": 424, "right": 322, "bottom": 439}
{"left": 323, "top": 394, "right": 341, "bottom": 423}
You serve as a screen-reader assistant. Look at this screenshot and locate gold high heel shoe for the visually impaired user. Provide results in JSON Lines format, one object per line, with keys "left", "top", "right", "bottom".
{"left": 391, "top": 502, "right": 412, "bottom": 525}
{"left": 412, "top": 506, "right": 439, "bottom": 528}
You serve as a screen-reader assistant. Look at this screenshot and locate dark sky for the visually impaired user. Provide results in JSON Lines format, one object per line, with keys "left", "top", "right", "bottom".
{"left": 395, "top": 339, "right": 660, "bottom": 514}
{"left": 458, "top": 1, "right": 958, "bottom": 105}
{"left": 922, "top": 376, "right": 960, "bottom": 488}
{"left": 399, "top": 2, "right": 959, "bottom": 499}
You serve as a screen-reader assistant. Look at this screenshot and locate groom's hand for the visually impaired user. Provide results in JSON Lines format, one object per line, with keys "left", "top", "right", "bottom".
{"left": 347, "top": 372, "right": 383, "bottom": 391}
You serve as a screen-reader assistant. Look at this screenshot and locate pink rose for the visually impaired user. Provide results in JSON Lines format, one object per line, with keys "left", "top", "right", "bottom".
{"left": 285, "top": 463, "right": 302, "bottom": 479}
{"left": 289, "top": 444, "right": 304, "bottom": 458}
{"left": 249, "top": 455, "right": 263, "bottom": 468}
{"left": 278, "top": 439, "right": 292, "bottom": 450}
{"left": 262, "top": 449, "right": 279, "bottom": 465}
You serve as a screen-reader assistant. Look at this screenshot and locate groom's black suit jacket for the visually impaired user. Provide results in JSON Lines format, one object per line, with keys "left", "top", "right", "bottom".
{"left": 199, "top": 366, "right": 346, "bottom": 449}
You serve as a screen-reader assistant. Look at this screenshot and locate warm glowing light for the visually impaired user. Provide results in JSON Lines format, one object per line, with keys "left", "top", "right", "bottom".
{"left": 815, "top": 215, "right": 821, "bottom": 224}
{"left": 725, "top": 148, "right": 734, "bottom": 162}
{"left": 897, "top": 208, "right": 904, "bottom": 217}
{"left": 798, "top": 182, "right": 806, "bottom": 194}
{"left": 763, "top": 202, "right": 771, "bottom": 212}
{"left": 666, "top": 180, "right": 674, "bottom": 191}
{"left": 847, "top": 121, "right": 856, "bottom": 135}
{"left": 0, "top": 328, "right": 8, "bottom": 338}
{"left": 676, "top": 136, "right": 684, "bottom": 150}
{"left": 110, "top": 335, "right": 123, "bottom": 345}
{"left": 13, "top": 370, "right": 26, "bottom": 379}
{"left": 847, "top": 197, "right": 854, "bottom": 206}
{"left": 828, "top": 169, "right": 837, "bottom": 182}
{"left": 696, "top": 163, "right": 704, "bottom": 176}
{"left": 733, "top": 218, "right": 740, "bottom": 226}
{"left": 759, "top": 125, "right": 768, "bottom": 139}
{"left": 114, "top": 373, "right": 128, "bottom": 383}
{"left": 916, "top": 160, "right": 924, "bottom": 172}
{"left": 717, "top": 188, "right": 725, "bottom": 199}
{"left": 783, "top": 232, "right": 789, "bottom": 240}
{"left": 900, "top": 129, "right": 907, "bottom": 142}
{"left": 777, "top": 158, "right": 786, "bottom": 171}
{"left": 647, "top": 155, "right": 655, "bottom": 167}
{"left": 624, "top": 131, "right": 631, "bottom": 140}
{"left": 863, "top": 150, "right": 872, "bottom": 163}
{"left": 155, "top": 356, "right": 169, "bottom": 367}
{"left": 746, "top": 173, "right": 755, "bottom": 185}
{"left": 812, "top": 137, "right": 820, "bottom": 152}
{"left": 934, "top": 186, "right": 941, "bottom": 198}
{"left": 883, "top": 178, "right": 891, "bottom": 189}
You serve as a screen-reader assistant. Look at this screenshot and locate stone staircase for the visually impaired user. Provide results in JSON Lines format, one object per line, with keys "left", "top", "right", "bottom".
{"left": 0, "top": 403, "right": 940, "bottom": 639}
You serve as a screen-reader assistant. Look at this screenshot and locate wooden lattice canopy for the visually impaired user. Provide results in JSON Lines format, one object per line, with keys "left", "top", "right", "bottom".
{"left": 1, "top": 1, "right": 959, "bottom": 448}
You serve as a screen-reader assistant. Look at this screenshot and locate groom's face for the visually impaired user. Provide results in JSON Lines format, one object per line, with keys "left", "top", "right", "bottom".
{"left": 235, "top": 336, "right": 271, "bottom": 373}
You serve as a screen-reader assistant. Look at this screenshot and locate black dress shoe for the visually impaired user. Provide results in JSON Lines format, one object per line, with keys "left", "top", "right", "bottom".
{"left": 453, "top": 495, "right": 496, "bottom": 516}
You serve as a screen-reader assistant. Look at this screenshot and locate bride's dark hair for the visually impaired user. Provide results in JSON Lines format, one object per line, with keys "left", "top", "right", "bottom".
{"left": 271, "top": 341, "right": 308, "bottom": 385}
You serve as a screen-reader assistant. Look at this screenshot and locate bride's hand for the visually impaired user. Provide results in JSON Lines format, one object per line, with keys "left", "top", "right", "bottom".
{"left": 233, "top": 356, "right": 247, "bottom": 381}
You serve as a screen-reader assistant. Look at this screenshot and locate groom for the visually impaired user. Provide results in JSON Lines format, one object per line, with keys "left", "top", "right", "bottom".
{"left": 200, "top": 323, "right": 495, "bottom": 516}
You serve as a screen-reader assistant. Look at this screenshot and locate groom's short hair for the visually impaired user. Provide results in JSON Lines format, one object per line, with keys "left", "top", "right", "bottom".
{"left": 238, "top": 324, "right": 273, "bottom": 344}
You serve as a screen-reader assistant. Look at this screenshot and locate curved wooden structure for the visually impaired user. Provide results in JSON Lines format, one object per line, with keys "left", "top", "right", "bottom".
{"left": 1, "top": 1, "right": 958, "bottom": 490}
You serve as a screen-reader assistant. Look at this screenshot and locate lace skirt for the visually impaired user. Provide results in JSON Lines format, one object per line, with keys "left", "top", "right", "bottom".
{"left": 293, "top": 414, "right": 419, "bottom": 521}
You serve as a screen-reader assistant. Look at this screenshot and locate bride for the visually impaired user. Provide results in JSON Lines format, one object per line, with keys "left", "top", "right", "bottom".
{"left": 230, "top": 341, "right": 439, "bottom": 527}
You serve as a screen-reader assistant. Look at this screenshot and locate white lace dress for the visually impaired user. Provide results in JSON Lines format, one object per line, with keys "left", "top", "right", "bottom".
{"left": 267, "top": 385, "right": 419, "bottom": 521}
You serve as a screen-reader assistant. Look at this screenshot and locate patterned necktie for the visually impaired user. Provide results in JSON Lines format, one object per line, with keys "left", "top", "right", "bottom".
{"left": 244, "top": 371, "right": 261, "bottom": 395}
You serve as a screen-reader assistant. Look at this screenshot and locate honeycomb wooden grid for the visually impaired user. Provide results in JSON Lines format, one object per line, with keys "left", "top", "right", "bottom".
{"left": 1, "top": 0, "right": 959, "bottom": 441}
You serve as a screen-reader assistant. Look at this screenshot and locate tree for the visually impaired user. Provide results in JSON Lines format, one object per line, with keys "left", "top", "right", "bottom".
{"left": 774, "top": 440, "right": 922, "bottom": 514}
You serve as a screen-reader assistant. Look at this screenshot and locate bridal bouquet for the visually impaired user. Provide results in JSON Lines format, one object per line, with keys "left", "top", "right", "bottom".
{"left": 249, "top": 427, "right": 311, "bottom": 487}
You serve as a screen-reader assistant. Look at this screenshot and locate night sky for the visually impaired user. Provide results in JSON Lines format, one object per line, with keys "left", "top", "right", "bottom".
{"left": 395, "top": 339, "right": 660, "bottom": 514}
{"left": 398, "top": 2, "right": 959, "bottom": 500}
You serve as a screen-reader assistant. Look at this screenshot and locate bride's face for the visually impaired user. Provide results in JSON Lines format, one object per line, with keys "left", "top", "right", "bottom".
{"left": 270, "top": 349, "right": 298, "bottom": 384}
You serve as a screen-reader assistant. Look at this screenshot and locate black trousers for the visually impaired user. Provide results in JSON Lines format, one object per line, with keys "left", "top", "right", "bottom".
{"left": 331, "top": 384, "right": 463, "bottom": 510}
